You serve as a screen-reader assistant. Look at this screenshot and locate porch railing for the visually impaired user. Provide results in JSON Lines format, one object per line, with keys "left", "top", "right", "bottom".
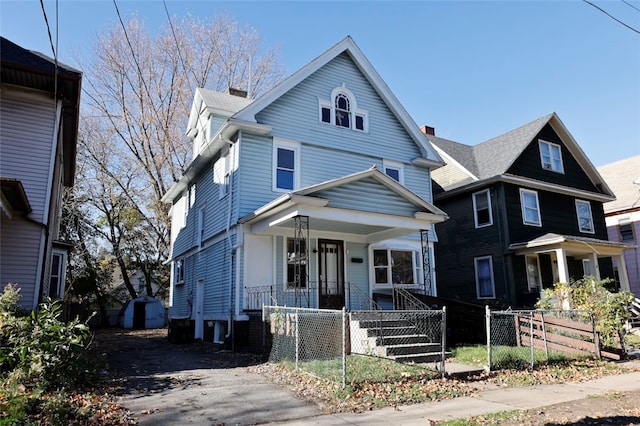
{"left": 392, "top": 285, "right": 431, "bottom": 311}
{"left": 245, "top": 281, "right": 381, "bottom": 311}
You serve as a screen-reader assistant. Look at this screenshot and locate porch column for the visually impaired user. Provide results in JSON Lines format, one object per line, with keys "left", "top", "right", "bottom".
{"left": 420, "top": 230, "right": 433, "bottom": 296}
{"left": 615, "top": 253, "right": 631, "bottom": 292}
{"left": 555, "top": 248, "right": 570, "bottom": 284}
{"left": 293, "top": 215, "right": 310, "bottom": 307}
{"left": 587, "top": 252, "right": 601, "bottom": 280}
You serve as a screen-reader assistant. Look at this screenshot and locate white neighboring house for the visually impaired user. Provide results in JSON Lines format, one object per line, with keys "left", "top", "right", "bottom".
{"left": 162, "top": 37, "right": 448, "bottom": 348}
{"left": 0, "top": 37, "right": 81, "bottom": 310}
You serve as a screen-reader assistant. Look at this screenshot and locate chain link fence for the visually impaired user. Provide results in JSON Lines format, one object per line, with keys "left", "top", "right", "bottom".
{"left": 487, "top": 307, "right": 598, "bottom": 371}
{"left": 263, "top": 306, "right": 446, "bottom": 387}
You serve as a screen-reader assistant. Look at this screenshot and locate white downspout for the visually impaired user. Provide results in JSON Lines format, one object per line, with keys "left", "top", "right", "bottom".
{"left": 223, "top": 136, "right": 235, "bottom": 339}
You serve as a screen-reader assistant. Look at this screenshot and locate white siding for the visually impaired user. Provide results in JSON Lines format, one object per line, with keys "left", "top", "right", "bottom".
{"left": 0, "top": 217, "right": 44, "bottom": 309}
{"left": 0, "top": 89, "right": 57, "bottom": 224}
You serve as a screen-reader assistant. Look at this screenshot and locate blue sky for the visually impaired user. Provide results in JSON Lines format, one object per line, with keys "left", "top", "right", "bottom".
{"left": 2, "top": 0, "right": 639, "bottom": 167}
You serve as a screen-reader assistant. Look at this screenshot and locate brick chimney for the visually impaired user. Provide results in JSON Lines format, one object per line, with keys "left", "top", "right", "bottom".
{"left": 227, "top": 87, "right": 248, "bottom": 98}
{"left": 420, "top": 125, "right": 435, "bottom": 136}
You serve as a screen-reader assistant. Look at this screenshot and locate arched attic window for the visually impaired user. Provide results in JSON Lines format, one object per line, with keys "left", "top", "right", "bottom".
{"left": 319, "top": 86, "right": 368, "bottom": 132}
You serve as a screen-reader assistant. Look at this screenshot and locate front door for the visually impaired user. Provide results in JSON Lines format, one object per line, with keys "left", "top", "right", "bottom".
{"left": 318, "top": 239, "right": 344, "bottom": 309}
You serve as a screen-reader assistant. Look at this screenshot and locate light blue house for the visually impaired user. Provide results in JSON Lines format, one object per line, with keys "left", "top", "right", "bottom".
{"left": 162, "top": 37, "right": 448, "bottom": 346}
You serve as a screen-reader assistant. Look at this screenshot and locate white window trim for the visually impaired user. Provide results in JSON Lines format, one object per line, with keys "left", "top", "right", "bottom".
{"left": 474, "top": 255, "right": 496, "bottom": 299}
{"left": 472, "top": 189, "right": 493, "bottom": 228}
{"left": 175, "top": 258, "right": 185, "bottom": 285}
{"left": 372, "top": 247, "right": 420, "bottom": 287}
{"left": 197, "top": 207, "right": 205, "bottom": 249}
{"left": 317, "top": 85, "right": 369, "bottom": 132}
{"left": 538, "top": 139, "right": 564, "bottom": 173}
{"left": 520, "top": 188, "right": 542, "bottom": 227}
{"left": 382, "top": 159, "right": 405, "bottom": 184}
{"left": 284, "top": 237, "right": 308, "bottom": 290}
{"left": 272, "top": 138, "right": 301, "bottom": 192}
{"left": 575, "top": 199, "right": 595, "bottom": 234}
{"left": 50, "top": 249, "right": 67, "bottom": 299}
{"left": 214, "top": 147, "right": 230, "bottom": 199}
{"left": 525, "top": 255, "right": 542, "bottom": 291}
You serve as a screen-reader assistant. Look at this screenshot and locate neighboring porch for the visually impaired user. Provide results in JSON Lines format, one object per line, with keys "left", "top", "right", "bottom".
{"left": 510, "top": 233, "right": 634, "bottom": 292}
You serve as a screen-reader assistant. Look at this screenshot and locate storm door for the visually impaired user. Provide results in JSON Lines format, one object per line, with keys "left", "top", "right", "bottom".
{"left": 318, "top": 239, "right": 345, "bottom": 309}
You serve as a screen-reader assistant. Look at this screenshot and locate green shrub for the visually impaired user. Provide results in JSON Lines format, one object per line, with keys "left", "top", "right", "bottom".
{"left": 0, "top": 298, "right": 92, "bottom": 389}
{"left": 536, "top": 277, "right": 634, "bottom": 347}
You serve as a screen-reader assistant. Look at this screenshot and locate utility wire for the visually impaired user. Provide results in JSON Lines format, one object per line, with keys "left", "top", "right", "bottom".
{"left": 39, "top": 0, "right": 57, "bottom": 61}
{"left": 162, "top": 0, "right": 199, "bottom": 84}
{"left": 582, "top": 0, "right": 640, "bottom": 35}
{"left": 621, "top": 0, "right": 640, "bottom": 14}
{"left": 39, "top": 0, "right": 59, "bottom": 101}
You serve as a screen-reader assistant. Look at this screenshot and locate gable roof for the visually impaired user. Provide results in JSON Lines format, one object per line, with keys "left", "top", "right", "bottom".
{"left": 597, "top": 155, "right": 640, "bottom": 214}
{"left": 429, "top": 112, "right": 614, "bottom": 199}
{"left": 240, "top": 166, "right": 448, "bottom": 224}
{"left": 233, "top": 36, "right": 443, "bottom": 166}
{"left": 1, "top": 36, "right": 82, "bottom": 187}
{"left": 186, "top": 88, "right": 254, "bottom": 132}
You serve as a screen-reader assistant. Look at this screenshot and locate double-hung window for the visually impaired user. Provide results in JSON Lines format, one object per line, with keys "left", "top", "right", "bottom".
{"left": 472, "top": 189, "right": 493, "bottom": 228}
{"left": 520, "top": 188, "right": 542, "bottom": 226}
{"left": 539, "top": 140, "right": 564, "bottom": 173}
{"left": 197, "top": 207, "right": 205, "bottom": 248}
{"left": 49, "top": 251, "right": 66, "bottom": 299}
{"left": 383, "top": 159, "right": 404, "bottom": 184}
{"left": 474, "top": 256, "right": 495, "bottom": 299}
{"left": 286, "top": 238, "right": 307, "bottom": 288}
{"left": 575, "top": 200, "right": 594, "bottom": 233}
{"left": 525, "top": 255, "right": 541, "bottom": 291}
{"left": 214, "top": 147, "right": 231, "bottom": 198}
{"left": 374, "top": 249, "right": 418, "bottom": 285}
{"left": 175, "top": 259, "right": 185, "bottom": 285}
{"left": 273, "top": 139, "right": 300, "bottom": 191}
{"left": 619, "top": 219, "right": 634, "bottom": 241}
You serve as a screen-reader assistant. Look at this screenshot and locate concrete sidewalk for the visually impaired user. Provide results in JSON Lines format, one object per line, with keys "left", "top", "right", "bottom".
{"left": 267, "top": 361, "right": 640, "bottom": 425}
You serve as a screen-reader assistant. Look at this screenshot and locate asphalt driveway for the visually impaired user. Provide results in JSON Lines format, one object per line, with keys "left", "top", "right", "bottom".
{"left": 104, "top": 328, "right": 322, "bottom": 425}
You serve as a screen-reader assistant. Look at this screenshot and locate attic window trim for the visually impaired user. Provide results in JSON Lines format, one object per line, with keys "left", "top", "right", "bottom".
{"left": 538, "top": 139, "right": 564, "bottom": 174}
{"left": 318, "top": 86, "right": 368, "bottom": 132}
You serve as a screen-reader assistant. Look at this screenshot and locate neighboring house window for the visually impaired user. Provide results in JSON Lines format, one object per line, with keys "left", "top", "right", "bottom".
{"left": 474, "top": 256, "right": 495, "bottom": 299}
{"left": 383, "top": 159, "right": 404, "bottom": 184}
{"left": 48, "top": 251, "right": 66, "bottom": 299}
{"left": 273, "top": 139, "right": 300, "bottom": 191}
{"left": 575, "top": 200, "right": 594, "bottom": 233}
{"left": 520, "top": 188, "right": 542, "bottom": 226}
{"left": 619, "top": 219, "right": 634, "bottom": 241}
{"left": 472, "top": 189, "right": 493, "bottom": 228}
{"left": 175, "top": 259, "right": 185, "bottom": 285}
{"left": 286, "top": 238, "right": 307, "bottom": 288}
{"left": 373, "top": 249, "right": 417, "bottom": 285}
{"left": 525, "top": 255, "right": 541, "bottom": 291}
{"left": 539, "top": 140, "right": 564, "bottom": 173}
{"left": 318, "top": 86, "right": 368, "bottom": 132}
{"left": 197, "top": 207, "right": 205, "bottom": 248}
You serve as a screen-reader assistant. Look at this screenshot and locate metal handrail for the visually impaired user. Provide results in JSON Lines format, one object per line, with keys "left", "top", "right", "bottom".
{"left": 392, "top": 285, "right": 431, "bottom": 311}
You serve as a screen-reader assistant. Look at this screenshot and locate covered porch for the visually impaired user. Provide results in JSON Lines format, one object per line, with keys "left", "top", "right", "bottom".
{"left": 239, "top": 167, "right": 448, "bottom": 312}
{"left": 510, "top": 233, "right": 633, "bottom": 292}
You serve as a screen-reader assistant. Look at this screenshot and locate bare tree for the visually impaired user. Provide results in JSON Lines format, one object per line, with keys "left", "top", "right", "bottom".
{"left": 73, "top": 12, "right": 285, "bottom": 299}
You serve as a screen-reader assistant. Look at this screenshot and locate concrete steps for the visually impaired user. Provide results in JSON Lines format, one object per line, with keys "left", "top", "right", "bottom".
{"left": 350, "top": 314, "right": 447, "bottom": 364}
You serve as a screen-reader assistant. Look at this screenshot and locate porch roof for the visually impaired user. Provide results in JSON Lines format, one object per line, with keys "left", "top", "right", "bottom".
{"left": 239, "top": 167, "right": 448, "bottom": 243}
{"left": 509, "top": 233, "right": 635, "bottom": 258}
